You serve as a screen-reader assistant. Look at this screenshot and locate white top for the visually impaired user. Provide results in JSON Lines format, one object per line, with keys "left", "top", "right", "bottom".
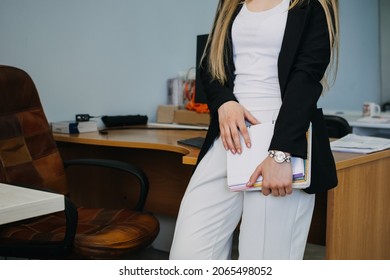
{"left": 232, "top": 0, "right": 289, "bottom": 101}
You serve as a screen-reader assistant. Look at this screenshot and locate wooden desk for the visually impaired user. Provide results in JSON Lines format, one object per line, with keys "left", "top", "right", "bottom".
{"left": 0, "top": 183, "right": 64, "bottom": 225}
{"left": 54, "top": 128, "right": 205, "bottom": 216}
{"left": 54, "top": 128, "right": 390, "bottom": 259}
{"left": 326, "top": 150, "right": 390, "bottom": 259}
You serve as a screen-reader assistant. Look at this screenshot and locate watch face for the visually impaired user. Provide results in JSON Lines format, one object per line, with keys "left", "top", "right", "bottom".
{"left": 274, "top": 151, "right": 286, "bottom": 163}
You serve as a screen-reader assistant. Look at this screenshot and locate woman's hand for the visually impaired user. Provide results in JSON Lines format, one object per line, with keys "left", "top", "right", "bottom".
{"left": 218, "top": 101, "right": 259, "bottom": 154}
{"left": 246, "top": 156, "right": 293, "bottom": 196}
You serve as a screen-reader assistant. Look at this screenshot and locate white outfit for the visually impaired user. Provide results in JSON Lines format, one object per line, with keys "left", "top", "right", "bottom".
{"left": 170, "top": 0, "right": 315, "bottom": 260}
{"left": 233, "top": 0, "right": 288, "bottom": 98}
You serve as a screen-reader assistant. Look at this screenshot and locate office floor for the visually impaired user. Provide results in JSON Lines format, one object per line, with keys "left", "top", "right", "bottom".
{"left": 127, "top": 231, "right": 326, "bottom": 260}
{"left": 1, "top": 228, "right": 325, "bottom": 260}
{"left": 127, "top": 244, "right": 326, "bottom": 260}
{"left": 1, "top": 243, "right": 325, "bottom": 260}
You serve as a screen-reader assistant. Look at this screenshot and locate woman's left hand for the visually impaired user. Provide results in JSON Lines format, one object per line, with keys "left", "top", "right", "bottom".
{"left": 246, "top": 156, "right": 293, "bottom": 196}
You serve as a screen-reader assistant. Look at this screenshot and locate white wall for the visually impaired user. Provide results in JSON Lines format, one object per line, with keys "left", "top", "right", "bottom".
{"left": 0, "top": 0, "right": 218, "bottom": 122}
{"left": 380, "top": 0, "right": 390, "bottom": 104}
{"left": 0, "top": 0, "right": 382, "bottom": 121}
{"left": 318, "top": 0, "right": 381, "bottom": 111}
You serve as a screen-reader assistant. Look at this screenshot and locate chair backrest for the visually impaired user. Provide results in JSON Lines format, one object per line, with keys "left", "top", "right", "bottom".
{"left": 323, "top": 115, "right": 352, "bottom": 139}
{"left": 0, "top": 65, "right": 68, "bottom": 195}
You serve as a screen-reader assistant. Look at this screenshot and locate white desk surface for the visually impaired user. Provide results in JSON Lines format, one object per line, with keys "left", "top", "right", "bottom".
{"left": 0, "top": 183, "right": 65, "bottom": 225}
{"left": 325, "top": 110, "right": 390, "bottom": 129}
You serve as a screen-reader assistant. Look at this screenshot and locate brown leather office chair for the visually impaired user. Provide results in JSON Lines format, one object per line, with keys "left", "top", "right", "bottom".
{"left": 0, "top": 65, "right": 159, "bottom": 259}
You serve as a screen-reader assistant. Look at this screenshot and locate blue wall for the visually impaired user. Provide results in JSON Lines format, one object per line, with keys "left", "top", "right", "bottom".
{"left": 0, "top": 0, "right": 380, "bottom": 122}
{"left": 318, "top": 0, "right": 381, "bottom": 111}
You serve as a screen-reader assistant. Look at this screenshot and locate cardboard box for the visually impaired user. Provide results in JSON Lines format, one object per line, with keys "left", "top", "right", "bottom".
{"left": 173, "top": 109, "right": 210, "bottom": 126}
{"left": 157, "top": 105, "right": 178, "bottom": 123}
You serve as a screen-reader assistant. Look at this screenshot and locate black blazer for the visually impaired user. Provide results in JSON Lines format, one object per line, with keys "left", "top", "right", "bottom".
{"left": 198, "top": 0, "right": 338, "bottom": 194}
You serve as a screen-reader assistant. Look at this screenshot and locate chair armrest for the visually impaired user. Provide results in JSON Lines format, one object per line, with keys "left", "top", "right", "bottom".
{"left": 63, "top": 159, "right": 149, "bottom": 211}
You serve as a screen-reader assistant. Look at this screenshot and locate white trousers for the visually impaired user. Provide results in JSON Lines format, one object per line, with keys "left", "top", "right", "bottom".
{"left": 170, "top": 98, "right": 315, "bottom": 260}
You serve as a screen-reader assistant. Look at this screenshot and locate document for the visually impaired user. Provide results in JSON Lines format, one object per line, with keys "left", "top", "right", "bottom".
{"left": 330, "top": 134, "right": 390, "bottom": 154}
{"left": 227, "top": 122, "right": 311, "bottom": 191}
{"left": 355, "top": 117, "right": 390, "bottom": 124}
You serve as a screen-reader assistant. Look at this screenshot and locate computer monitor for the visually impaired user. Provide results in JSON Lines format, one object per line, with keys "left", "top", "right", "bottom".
{"left": 195, "top": 34, "right": 209, "bottom": 104}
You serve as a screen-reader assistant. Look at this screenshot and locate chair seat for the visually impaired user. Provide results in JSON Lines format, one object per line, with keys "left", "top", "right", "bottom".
{"left": 74, "top": 208, "right": 159, "bottom": 259}
{"left": 0, "top": 208, "right": 159, "bottom": 259}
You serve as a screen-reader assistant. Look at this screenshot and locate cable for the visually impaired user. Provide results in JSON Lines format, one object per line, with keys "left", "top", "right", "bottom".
{"left": 75, "top": 114, "right": 101, "bottom": 122}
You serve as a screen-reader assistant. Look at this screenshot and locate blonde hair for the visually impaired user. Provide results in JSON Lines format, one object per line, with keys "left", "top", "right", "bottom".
{"left": 206, "top": 0, "right": 339, "bottom": 88}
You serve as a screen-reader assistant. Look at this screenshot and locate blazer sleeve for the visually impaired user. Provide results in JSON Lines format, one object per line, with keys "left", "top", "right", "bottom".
{"left": 269, "top": 1, "right": 331, "bottom": 158}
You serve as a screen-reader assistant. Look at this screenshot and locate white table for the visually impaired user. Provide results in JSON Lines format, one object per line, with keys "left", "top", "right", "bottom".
{"left": 326, "top": 110, "right": 390, "bottom": 138}
{"left": 0, "top": 183, "right": 64, "bottom": 225}
{"left": 348, "top": 118, "right": 390, "bottom": 138}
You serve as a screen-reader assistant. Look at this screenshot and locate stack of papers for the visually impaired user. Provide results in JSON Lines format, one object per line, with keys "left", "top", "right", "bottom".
{"left": 227, "top": 122, "right": 311, "bottom": 191}
{"left": 355, "top": 117, "right": 390, "bottom": 124}
{"left": 330, "top": 134, "right": 390, "bottom": 154}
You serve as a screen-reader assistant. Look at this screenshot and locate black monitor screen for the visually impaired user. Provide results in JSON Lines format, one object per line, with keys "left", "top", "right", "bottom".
{"left": 195, "top": 34, "right": 209, "bottom": 104}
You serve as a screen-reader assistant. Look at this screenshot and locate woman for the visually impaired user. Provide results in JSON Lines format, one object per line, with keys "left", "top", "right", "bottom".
{"left": 170, "top": 0, "right": 339, "bottom": 260}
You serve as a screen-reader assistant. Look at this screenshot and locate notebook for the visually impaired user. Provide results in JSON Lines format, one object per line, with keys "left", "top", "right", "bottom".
{"left": 227, "top": 122, "right": 311, "bottom": 191}
{"left": 177, "top": 137, "right": 205, "bottom": 148}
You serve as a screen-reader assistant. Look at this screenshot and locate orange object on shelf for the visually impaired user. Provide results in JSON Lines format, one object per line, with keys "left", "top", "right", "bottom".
{"left": 183, "top": 79, "right": 209, "bottom": 113}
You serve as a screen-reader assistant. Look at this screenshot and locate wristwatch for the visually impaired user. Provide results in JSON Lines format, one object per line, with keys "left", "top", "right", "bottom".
{"left": 268, "top": 150, "right": 291, "bottom": 163}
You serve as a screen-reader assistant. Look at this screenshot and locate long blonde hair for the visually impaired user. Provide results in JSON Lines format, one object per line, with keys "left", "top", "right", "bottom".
{"left": 206, "top": 0, "right": 339, "bottom": 88}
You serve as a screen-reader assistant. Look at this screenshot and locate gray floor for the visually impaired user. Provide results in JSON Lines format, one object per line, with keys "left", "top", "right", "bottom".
{"left": 1, "top": 229, "right": 325, "bottom": 260}
{"left": 128, "top": 239, "right": 326, "bottom": 260}
{"left": 1, "top": 243, "right": 325, "bottom": 260}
